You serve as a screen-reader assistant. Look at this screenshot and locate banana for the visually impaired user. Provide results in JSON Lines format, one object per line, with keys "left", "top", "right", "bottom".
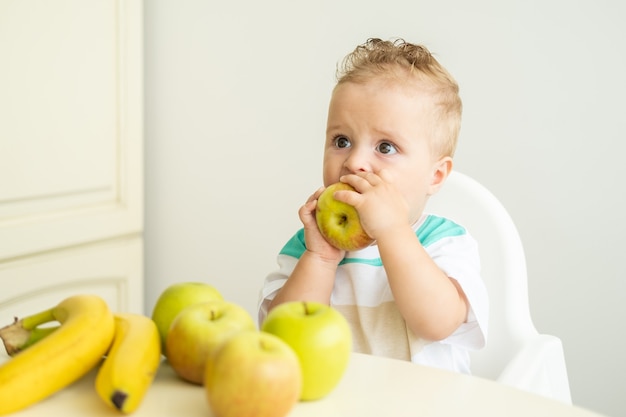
{"left": 0, "top": 294, "right": 115, "bottom": 416}
{"left": 95, "top": 312, "right": 162, "bottom": 414}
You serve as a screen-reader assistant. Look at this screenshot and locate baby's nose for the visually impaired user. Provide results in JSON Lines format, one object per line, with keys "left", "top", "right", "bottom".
{"left": 343, "top": 150, "right": 371, "bottom": 173}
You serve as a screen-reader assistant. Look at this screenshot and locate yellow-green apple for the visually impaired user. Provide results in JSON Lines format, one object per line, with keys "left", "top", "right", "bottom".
{"left": 315, "top": 182, "right": 374, "bottom": 251}
{"left": 166, "top": 300, "right": 255, "bottom": 384}
{"left": 204, "top": 330, "right": 301, "bottom": 417}
{"left": 261, "top": 301, "right": 352, "bottom": 400}
{"left": 151, "top": 282, "right": 223, "bottom": 353}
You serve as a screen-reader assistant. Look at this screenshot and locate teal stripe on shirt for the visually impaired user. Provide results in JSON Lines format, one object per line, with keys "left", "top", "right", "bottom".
{"left": 278, "top": 214, "right": 467, "bottom": 265}
{"left": 415, "top": 214, "right": 467, "bottom": 247}
{"left": 279, "top": 228, "right": 307, "bottom": 259}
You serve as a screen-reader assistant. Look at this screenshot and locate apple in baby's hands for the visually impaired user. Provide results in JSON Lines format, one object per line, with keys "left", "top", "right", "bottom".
{"left": 151, "top": 282, "right": 224, "bottom": 353}
{"left": 204, "top": 330, "right": 302, "bottom": 417}
{"left": 166, "top": 300, "right": 256, "bottom": 384}
{"left": 315, "top": 182, "right": 374, "bottom": 251}
{"left": 261, "top": 301, "right": 352, "bottom": 401}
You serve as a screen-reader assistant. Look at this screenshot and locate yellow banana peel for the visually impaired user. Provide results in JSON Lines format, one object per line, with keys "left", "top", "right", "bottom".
{"left": 0, "top": 294, "right": 115, "bottom": 416}
{"left": 95, "top": 312, "right": 162, "bottom": 414}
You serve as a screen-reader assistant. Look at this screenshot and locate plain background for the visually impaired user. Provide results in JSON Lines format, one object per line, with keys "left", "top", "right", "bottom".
{"left": 143, "top": 1, "right": 625, "bottom": 416}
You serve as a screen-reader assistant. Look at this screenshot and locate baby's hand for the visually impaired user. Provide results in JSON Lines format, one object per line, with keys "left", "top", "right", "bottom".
{"left": 337, "top": 171, "right": 410, "bottom": 240}
{"left": 298, "top": 187, "right": 346, "bottom": 263}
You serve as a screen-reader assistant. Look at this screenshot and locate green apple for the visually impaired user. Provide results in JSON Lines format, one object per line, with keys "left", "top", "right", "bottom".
{"left": 315, "top": 182, "right": 374, "bottom": 251}
{"left": 204, "top": 330, "right": 301, "bottom": 417}
{"left": 261, "top": 301, "right": 352, "bottom": 401}
{"left": 151, "top": 282, "right": 224, "bottom": 353}
{"left": 166, "top": 300, "right": 255, "bottom": 384}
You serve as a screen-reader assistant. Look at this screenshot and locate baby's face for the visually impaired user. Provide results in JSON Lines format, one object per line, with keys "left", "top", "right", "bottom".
{"left": 323, "top": 78, "right": 448, "bottom": 223}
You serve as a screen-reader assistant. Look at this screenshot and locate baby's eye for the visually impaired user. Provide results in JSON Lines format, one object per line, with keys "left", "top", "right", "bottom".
{"left": 333, "top": 136, "right": 351, "bottom": 149}
{"left": 377, "top": 141, "right": 398, "bottom": 155}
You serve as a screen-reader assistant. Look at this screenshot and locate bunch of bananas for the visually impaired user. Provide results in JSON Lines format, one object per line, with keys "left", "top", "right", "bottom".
{"left": 0, "top": 294, "right": 162, "bottom": 415}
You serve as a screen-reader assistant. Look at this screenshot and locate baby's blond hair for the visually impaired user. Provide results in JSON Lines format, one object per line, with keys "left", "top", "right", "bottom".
{"left": 336, "top": 38, "right": 462, "bottom": 157}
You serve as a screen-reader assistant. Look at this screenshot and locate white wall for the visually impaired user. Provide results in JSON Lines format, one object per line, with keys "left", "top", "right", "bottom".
{"left": 144, "top": 1, "right": 626, "bottom": 415}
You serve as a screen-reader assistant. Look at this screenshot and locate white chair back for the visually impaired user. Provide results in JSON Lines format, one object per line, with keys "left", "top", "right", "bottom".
{"left": 426, "top": 171, "right": 571, "bottom": 403}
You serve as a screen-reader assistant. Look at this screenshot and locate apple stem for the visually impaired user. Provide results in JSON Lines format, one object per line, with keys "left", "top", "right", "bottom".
{"left": 302, "top": 301, "right": 310, "bottom": 315}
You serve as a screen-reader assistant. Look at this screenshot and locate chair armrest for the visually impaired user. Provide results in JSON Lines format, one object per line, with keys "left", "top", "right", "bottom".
{"left": 497, "top": 334, "right": 572, "bottom": 404}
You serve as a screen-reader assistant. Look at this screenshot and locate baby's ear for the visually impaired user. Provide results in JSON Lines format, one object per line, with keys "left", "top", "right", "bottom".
{"left": 428, "top": 157, "right": 453, "bottom": 195}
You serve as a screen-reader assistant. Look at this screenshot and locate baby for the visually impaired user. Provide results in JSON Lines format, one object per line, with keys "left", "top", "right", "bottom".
{"left": 258, "top": 38, "right": 488, "bottom": 374}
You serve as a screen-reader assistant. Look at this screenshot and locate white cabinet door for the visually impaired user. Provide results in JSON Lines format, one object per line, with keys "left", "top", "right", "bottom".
{"left": 0, "top": 0, "right": 144, "bottom": 317}
{"left": 0, "top": 237, "right": 143, "bottom": 323}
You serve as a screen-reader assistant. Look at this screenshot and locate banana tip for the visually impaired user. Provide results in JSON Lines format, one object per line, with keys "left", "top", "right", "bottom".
{"left": 111, "top": 390, "right": 128, "bottom": 411}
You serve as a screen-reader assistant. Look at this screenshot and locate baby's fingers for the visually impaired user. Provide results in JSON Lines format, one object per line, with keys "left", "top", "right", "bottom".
{"left": 298, "top": 199, "right": 318, "bottom": 224}
{"left": 312, "top": 186, "right": 326, "bottom": 201}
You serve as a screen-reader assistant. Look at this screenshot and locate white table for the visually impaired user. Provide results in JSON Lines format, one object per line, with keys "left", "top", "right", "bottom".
{"left": 5, "top": 353, "right": 604, "bottom": 417}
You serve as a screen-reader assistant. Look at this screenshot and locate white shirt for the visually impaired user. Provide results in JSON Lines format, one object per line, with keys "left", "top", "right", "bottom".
{"left": 258, "top": 213, "right": 489, "bottom": 374}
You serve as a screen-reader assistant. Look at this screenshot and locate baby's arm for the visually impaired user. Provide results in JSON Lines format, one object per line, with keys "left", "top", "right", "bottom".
{"left": 267, "top": 188, "right": 344, "bottom": 311}
{"left": 339, "top": 171, "right": 468, "bottom": 341}
{"left": 376, "top": 226, "right": 469, "bottom": 341}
